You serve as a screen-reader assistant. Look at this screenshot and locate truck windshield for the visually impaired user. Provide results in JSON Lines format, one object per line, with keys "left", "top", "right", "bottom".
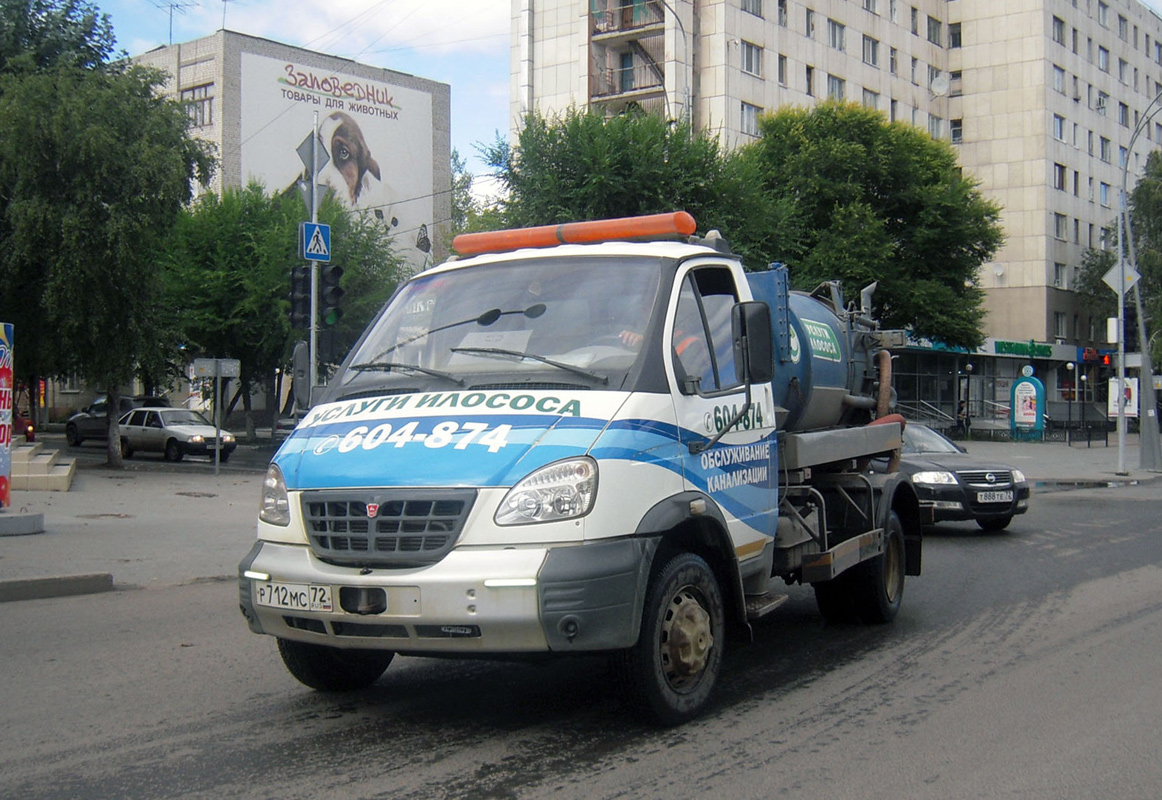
{"left": 340, "top": 257, "right": 664, "bottom": 392}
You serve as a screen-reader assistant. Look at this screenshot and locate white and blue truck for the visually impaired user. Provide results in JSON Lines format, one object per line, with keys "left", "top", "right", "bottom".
{"left": 239, "top": 212, "right": 922, "bottom": 724}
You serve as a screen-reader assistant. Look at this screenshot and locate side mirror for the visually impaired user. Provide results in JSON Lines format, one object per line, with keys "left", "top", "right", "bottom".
{"left": 732, "top": 301, "right": 774, "bottom": 385}
{"left": 292, "top": 340, "right": 312, "bottom": 410}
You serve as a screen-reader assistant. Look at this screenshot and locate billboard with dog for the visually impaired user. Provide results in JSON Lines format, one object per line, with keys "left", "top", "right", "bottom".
{"left": 240, "top": 53, "right": 435, "bottom": 268}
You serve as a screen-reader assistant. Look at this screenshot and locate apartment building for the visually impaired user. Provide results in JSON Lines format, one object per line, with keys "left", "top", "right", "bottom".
{"left": 511, "top": 0, "right": 1162, "bottom": 417}
{"left": 136, "top": 31, "right": 453, "bottom": 270}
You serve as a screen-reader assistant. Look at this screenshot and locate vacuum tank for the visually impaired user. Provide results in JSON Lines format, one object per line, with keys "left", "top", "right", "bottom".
{"left": 747, "top": 264, "right": 889, "bottom": 432}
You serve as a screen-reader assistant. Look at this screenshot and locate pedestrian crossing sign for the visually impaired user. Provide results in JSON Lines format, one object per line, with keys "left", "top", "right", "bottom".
{"left": 302, "top": 222, "right": 331, "bottom": 263}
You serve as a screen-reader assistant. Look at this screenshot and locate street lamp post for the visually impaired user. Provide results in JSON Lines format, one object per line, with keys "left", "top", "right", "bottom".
{"left": 965, "top": 362, "right": 974, "bottom": 435}
{"left": 1080, "top": 372, "right": 1088, "bottom": 444}
{"left": 1066, "top": 361, "right": 1075, "bottom": 444}
{"left": 1118, "top": 87, "right": 1162, "bottom": 472}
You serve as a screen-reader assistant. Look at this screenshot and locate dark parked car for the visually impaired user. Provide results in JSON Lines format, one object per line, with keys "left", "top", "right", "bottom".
{"left": 882, "top": 424, "right": 1030, "bottom": 531}
{"left": 65, "top": 395, "right": 170, "bottom": 446}
{"left": 118, "top": 407, "right": 236, "bottom": 462}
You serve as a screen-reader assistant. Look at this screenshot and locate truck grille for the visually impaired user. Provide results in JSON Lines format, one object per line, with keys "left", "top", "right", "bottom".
{"left": 301, "top": 489, "right": 477, "bottom": 567}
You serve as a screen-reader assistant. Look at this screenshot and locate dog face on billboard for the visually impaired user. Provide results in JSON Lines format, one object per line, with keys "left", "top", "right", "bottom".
{"left": 325, "top": 111, "right": 381, "bottom": 203}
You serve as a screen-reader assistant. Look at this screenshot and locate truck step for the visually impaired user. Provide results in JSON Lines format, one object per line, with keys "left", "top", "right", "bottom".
{"left": 744, "top": 592, "right": 789, "bottom": 620}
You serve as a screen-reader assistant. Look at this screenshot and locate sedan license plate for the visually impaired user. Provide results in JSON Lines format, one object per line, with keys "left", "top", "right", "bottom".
{"left": 977, "top": 490, "right": 1013, "bottom": 504}
{"left": 255, "top": 581, "right": 333, "bottom": 612}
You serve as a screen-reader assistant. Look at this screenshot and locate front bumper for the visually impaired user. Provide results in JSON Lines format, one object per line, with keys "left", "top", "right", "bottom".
{"left": 238, "top": 536, "right": 650, "bottom": 655}
{"left": 916, "top": 484, "right": 1030, "bottom": 524}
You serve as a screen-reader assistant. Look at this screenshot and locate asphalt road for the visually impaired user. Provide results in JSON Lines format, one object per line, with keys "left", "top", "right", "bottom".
{"left": 2, "top": 481, "right": 1161, "bottom": 799}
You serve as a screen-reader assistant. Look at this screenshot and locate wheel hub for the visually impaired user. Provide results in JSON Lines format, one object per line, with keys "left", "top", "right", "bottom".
{"left": 661, "top": 590, "right": 713, "bottom": 686}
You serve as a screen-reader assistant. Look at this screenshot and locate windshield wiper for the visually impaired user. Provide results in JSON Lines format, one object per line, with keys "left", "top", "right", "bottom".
{"left": 368, "top": 304, "right": 548, "bottom": 361}
{"left": 450, "top": 347, "right": 608, "bottom": 385}
{"left": 348, "top": 361, "right": 465, "bottom": 386}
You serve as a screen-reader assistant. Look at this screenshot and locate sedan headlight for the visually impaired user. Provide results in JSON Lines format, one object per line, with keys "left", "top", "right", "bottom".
{"left": 190, "top": 434, "right": 205, "bottom": 444}
{"left": 1011, "top": 468, "right": 1027, "bottom": 484}
{"left": 259, "top": 463, "right": 291, "bottom": 526}
{"left": 222, "top": 432, "right": 236, "bottom": 443}
{"left": 495, "top": 457, "right": 598, "bottom": 526}
{"left": 912, "top": 470, "right": 958, "bottom": 486}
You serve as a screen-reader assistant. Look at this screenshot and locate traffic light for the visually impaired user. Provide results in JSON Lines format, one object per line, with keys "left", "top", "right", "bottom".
{"left": 289, "top": 265, "right": 311, "bottom": 329}
{"left": 320, "top": 264, "right": 344, "bottom": 326}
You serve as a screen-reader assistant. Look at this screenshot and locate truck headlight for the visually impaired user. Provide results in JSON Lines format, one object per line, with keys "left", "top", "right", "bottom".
{"left": 495, "top": 457, "right": 598, "bottom": 526}
{"left": 259, "top": 463, "right": 291, "bottom": 526}
{"left": 911, "top": 470, "right": 958, "bottom": 486}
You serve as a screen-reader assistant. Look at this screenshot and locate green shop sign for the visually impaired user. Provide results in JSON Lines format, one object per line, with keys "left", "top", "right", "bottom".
{"left": 993, "top": 339, "right": 1052, "bottom": 358}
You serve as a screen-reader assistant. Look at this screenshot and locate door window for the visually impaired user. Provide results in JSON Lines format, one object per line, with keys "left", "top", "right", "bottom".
{"left": 671, "top": 268, "right": 739, "bottom": 394}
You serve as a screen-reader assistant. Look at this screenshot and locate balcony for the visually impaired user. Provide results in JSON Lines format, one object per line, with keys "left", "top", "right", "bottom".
{"left": 592, "top": 1, "right": 665, "bottom": 44}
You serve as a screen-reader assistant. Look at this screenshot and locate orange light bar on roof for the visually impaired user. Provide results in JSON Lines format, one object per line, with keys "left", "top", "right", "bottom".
{"left": 452, "top": 211, "right": 697, "bottom": 256}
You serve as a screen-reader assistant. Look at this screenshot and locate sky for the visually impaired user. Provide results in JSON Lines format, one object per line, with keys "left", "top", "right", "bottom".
{"left": 100, "top": 0, "right": 511, "bottom": 192}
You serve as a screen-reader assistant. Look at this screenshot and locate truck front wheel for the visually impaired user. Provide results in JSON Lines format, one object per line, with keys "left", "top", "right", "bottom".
{"left": 618, "top": 552, "right": 725, "bottom": 725}
{"left": 277, "top": 638, "right": 394, "bottom": 691}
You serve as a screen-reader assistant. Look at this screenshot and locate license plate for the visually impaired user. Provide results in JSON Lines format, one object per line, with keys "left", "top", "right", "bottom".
{"left": 977, "top": 490, "right": 1013, "bottom": 504}
{"left": 255, "top": 581, "right": 333, "bottom": 612}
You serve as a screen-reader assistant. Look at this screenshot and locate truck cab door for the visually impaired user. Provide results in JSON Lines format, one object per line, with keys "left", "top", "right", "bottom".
{"left": 667, "top": 264, "right": 776, "bottom": 539}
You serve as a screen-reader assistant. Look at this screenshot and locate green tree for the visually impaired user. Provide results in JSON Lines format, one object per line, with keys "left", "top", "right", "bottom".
{"left": 0, "top": 63, "right": 214, "bottom": 464}
{"left": 161, "top": 186, "right": 403, "bottom": 435}
{"left": 0, "top": 0, "right": 115, "bottom": 73}
{"left": 482, "top": 108, "right": 779, "bottom": 267}
{"left": 750, "top": 101, "right": 1004, "bottom": 349}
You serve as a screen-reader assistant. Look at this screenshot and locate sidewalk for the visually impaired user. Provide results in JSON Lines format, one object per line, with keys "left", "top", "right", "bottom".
{"left": 0, "top": 468, "right": 261, "bottom": 600}
{"left": 1, "top": 435, "right": 1159, "bottom": 603}
{"left": 961, "top": 432, "right": 1160, "bottom": 484}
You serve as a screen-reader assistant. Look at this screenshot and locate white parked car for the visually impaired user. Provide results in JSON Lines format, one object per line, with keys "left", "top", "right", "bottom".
{"left": 118, "top": 407, "right": 237, "bottom": 462}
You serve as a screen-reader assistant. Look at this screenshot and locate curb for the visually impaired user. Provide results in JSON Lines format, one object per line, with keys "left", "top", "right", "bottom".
{"left": 0, "top": 573, "right": 114, "bottom": 603}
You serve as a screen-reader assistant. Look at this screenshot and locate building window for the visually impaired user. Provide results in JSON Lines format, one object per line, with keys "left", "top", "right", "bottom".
{"left": 928, "top": 114, "right": 943, "bottom": 139}
{"left": 1118, "top": 14, "right": 1128, "bottom": 41}
{"left": 181, "top": 84, "right": 213, "bottom": 128}
{"left": 778, "top": 53, "right": 787, "bottom": 85}
{"left": 889, "top": 47, "right": 898, "bottom": 75}
{"left": 828, "top": 19, "right": 846, "bottom": 51}
{"left": 1054, "top": 213, "right": 1068, "bottom": 239}
{"left": 862, "top": 35, "right": 879, "bottom": 67}
{"left": 1096, "top": 91, "right": 1109, "bottom": 114}
{"left": 1054, "top": 262, "right": 1067, "bottom": 288}
{"left": 1052, "top": 16, "right": 1065, "bottom": 45}
{"left": 1100, "top": 182, "right": 1110, "bottom": 207}
{"left": 863, "top": 0, "right": 877, "bottom": 13}
{"left": 950, "top": 118, "right": 963, "bottom": 144}
{"left": 1100, "top": 136, "right": 1111, "bottom": 162}
{"left": 949, "top": 22, "right": 962, "bottom": 48}
{"left": 741, "top": 102, "right": 762, "bottom": 136}
{"left": 1118, "top": 58, "right": 1128, "bottom": 83}
{"left": 741, "top": 41, "right": 762, "bottom": 76}
{"left": 890, "top": 0, "right": 898, "bottom": 23}
{"left": 1118, "top": 102, "right": 1129, "bottom": 127}
{"left": 910, "top": 6, "right": 919, "bottom": 36}
{"left": 911, "top": 56, "right": 919, "bottom": 85}
{"left": 806, "top": 64, "right": 815, "bottom": 96}
{"left": 1097, "top": 46, "right": 1109, "bottom": 72}
{"left": 1054, "top": 312, "right": 1068, "bottom": 339}
{"left": 1053, "top": 114, "right": 1066, "bottom": 141}
{"left": 1054, "top": 162, "right": 1066, "bottom": 190}
{"left": 805, "top": 8, "right": 815, "bottom": 37}
{"left": 778, "top": 0, "right": 787, "bottom": 25}
{"left": 1098, "top": 1, "right": 1108, "bottom": 28}
{"left": 1073, "top": 170, "right": 1080, "bottom": 196}
{"left": 1053, "top": 65, "right": 1066, "bottom": 93}
{"left": 1119, "top": 146, "right": 1127, "bottom": 167}
{"left": 950, "top": 70, "right": 962, "bottom": 96}
{"left": 742, "top": 0, "right": 763, "bottom": 17}
{"left": 827, "top": 73, "right": 846, "bottom": 100}
{"left": 926, "top": 15, "right": 941, "bottom": 46}
{"left": 862, "top": 88, "right": 880, "bottom": 109}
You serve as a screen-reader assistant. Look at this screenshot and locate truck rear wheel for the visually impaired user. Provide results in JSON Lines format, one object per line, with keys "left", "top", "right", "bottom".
{"left": 277, "top": 638, "right": 394, "bottom": 691}
{"left": 813, "top": 511, "right": 905, "bottom": 625}
{"left": 618, "top": 552, "right": 725, "bottom": 725}
{"left": 850, "top": 511, "right": 905, "bottom": 624}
